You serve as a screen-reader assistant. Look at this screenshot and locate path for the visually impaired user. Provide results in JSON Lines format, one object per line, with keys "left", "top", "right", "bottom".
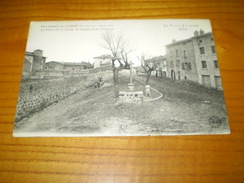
{"left": 13, "top": 84, "right": 114, "bottom": 136}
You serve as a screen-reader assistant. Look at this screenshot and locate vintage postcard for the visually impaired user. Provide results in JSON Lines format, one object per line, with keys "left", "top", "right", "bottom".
{"left": 13, "top": 19, "right": 230, "bottom": 137}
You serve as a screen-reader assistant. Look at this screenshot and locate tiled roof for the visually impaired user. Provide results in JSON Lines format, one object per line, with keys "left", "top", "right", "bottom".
{"left": 46, "top": 61, "right": 63, "bottom": 65}
{"left": 165, "top": 32, "right": 212, "bottom": 47}
{"left": 25, "top": 50, "right": 46, "bottom": 58}
{"left": 25, "top": 51, "right": 35, "bottom": 56}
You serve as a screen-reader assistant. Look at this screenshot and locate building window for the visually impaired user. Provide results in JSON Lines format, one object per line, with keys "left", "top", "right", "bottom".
{"left": 211, "top": 46, "right": 216, "bottom": 53}
{"left": 182, "top": 62, "right": 191, "bottom": 70}
{"left": 178, "top": 71, "right": 181, "bottom": 80}
{"left": 199, "top": 40, "right": 202, "bottom": 43}
{"left": 186, "top": 62, "right": 191, "bottom": 70}
{"left": 201, "top": 61, "right": 207, "bottom": 69}
{"left": 176, "top": 50, "right": 179, "bottom": 57}
{"left": 200, "top": 47, "right": 205, "bottom": 54}
{"left": 183, "top": 50, "right": 187, "bottom": 58}
{"left": 214, "top": 60, "right": 218, "bottom": 68}
{"left": 170, "top": 61, "right": 174, "bottom": 67}
{"left": 176, "top": 60, "right": 180, "bottom": 67}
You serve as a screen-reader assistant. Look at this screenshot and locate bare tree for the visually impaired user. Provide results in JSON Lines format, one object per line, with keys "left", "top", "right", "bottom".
{"left": 139, "top": 54, "right": 165, "bottom": 85}
{"left": 101, "top": 32, "right": 133, "bottom": 84}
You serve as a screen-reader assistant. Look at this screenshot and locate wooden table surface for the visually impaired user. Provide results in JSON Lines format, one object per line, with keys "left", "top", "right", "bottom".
{"left": 0, "top": 0, "right": 244, "bottom": 182}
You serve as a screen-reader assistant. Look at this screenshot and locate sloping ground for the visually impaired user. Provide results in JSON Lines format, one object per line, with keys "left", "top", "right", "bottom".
{"left": 139, "top": 75, "right": 226, "bottom": 104}
{"left": 13, "top": 74, "right": 230, "bottom": 137}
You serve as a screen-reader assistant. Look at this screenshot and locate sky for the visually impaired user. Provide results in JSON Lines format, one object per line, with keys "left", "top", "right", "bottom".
{"left": 26, "top": 19, "right": 212, "bottom": 66}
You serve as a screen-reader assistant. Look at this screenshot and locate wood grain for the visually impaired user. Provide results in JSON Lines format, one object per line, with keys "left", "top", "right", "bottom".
{"left": 0, "top": 0, "right": 244, "bottom": 182}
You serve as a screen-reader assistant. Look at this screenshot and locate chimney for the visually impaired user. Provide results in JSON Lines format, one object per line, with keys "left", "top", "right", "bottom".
{"left": 200, "top": 29, "right": 204, "bottom": 35}
{"left": 194, "top": 30, "right": 199, "bottom": 36}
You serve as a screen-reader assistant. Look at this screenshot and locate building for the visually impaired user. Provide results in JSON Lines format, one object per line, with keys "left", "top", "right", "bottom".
{"left": 44, "top": 61, "right": 63, "bottom": 71}
{"left": 23, "top": 49, "right": 47, "bottom": 78}
{"left": 23, "top": 49, "right": 46, "bottom": 72}
{"left": 144, "top": 56, "right": 167, "bottom": 78}
{"left": 93, "top": 55, "right": 113, "bottom": 68}
{"left": 63, "top": 62, "right": 93, "bottom": 72}
{"left": 22, "top": 49, "right": 94, "bottom": 79}
{"left": 165, "top": 30, "right": 222, "bottom": 90}
{"left": 44, "top": 61, "right": 93, "bottom": 72}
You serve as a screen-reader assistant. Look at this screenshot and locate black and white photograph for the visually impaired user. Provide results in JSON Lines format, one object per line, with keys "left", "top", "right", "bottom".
{"left": 13, "top": 19, "right": 230, "bottom": 137}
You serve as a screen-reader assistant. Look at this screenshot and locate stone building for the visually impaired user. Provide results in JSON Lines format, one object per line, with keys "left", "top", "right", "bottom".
{"left": 93, "top": 54, "right": 113, "bottom": 68}
{"left": 23, "top": 49, "right": 46, "bottom": 78}
{"left": 44, "top": 61, "right": 93, "bottom": 72}
{"left": 145, "top": 56, "right": 167, "bottom": 78}
{"left": 63, "top": 62, "right": 93, "bottom": 72}
{"left": 23, "top": 49, "right": 93, "bottom": 79}
{"left": 44, "top": 61, "right": 63, "bottom": 71}
{"left": 165, "top": 30, "right": 222, "bottom": 90}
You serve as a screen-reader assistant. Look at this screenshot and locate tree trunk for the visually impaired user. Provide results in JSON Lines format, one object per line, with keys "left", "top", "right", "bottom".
{"left": 146, "top": 71, "right": 151, "bottom": 85}
{"left": 112, "top": 65, "right": 129, "bottom": 97}
{"left": 113, "top": 68, "right": 119, "bottom": 84}
{"left": 113, "top": 68, "right": 120, "bottom": 97}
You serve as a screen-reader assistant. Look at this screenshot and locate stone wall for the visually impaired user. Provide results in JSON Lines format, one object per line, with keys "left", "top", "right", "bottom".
{"left": 15, "top": 71, "right": 112, "bottom": 122}
{"left": 22, "top": 66, "right": 112, "bottom": 80}
{"left": 118, "top": 91, "right": 144, "bottom": 103}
